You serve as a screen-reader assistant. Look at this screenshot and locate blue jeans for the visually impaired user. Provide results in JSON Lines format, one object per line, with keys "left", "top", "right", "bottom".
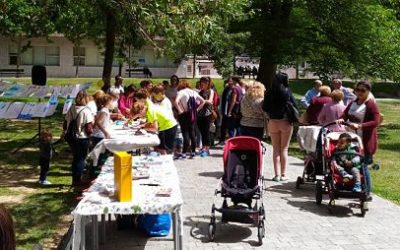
{"left": 71, "top": 138, "right": 90, "bottom": 184}
{"left": 363, "top": 154, "right": 373, "bottom": 194}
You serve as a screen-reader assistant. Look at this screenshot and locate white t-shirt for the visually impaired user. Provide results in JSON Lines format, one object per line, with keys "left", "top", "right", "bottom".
{"left": 153, "top": 97, "right": 174, "bottom": 116}
{"left": 86, "top": 100, "right": 97, "bottom": 116}
{"left": 92, "top": 107, "right": 110, "bottom": 138}
{"left": 165, "top": 86, "right": 178, "bottom": 102}
{"left": 110, "top": 85, "right": 124, "bottom": 95}
{"left": 65, "top": 106, "right": 94, "bottom": 139}
{"left": 176, "top": 88, "right": 203, "bottom": 112}
{"left": 347, "top": 101, "right": 366, "bottom": 137}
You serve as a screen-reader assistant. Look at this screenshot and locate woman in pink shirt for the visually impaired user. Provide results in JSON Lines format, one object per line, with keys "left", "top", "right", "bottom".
{"left": 318, "top": 89, "right": 346, "bottom": 131}
{"left": 118, "top": 84, "right": 135, "bottom": 117}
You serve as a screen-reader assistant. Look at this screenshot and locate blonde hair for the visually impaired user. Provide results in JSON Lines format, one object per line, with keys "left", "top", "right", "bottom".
{"left": 130, "top": 102, "right": 146, "bottom": 116}
{"left": 330, "top": 89, "right": 344, "bottom": 102}
{"left": 246, "top": 81, "right": 265, "bottom": 100}
{"left": 319, "top": 85, "right": 331, "bottom": 97}
{"left": 93, "top": 90, "right": 105, "bottom": 100}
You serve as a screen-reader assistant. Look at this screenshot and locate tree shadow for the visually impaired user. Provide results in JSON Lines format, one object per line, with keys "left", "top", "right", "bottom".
{"left": 184, "top": 215, "right": 259, "bottom": 246}
{"left": 198, "top": 171, "right": 224, "bottom": 179}
{"left": 267, "top": 181, "right": 362, "bottom": 217}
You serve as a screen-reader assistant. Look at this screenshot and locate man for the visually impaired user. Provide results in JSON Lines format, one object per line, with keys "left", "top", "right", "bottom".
{"left": 332, "top": 78, "right": 356, "bottom": 106}
{"left": 300, "top": 80, "right": 322, "bottom": 108}
{"left": 109, "top": 75, "right": 124, "bottom": 95}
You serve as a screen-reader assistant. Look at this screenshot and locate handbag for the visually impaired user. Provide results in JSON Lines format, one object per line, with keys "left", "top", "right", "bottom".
{"left": 286, "top": 101, "right": 299, "bottom": 123}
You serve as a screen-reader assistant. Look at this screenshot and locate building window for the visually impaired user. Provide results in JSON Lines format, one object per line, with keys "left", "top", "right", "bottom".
{"left": 8, "top": 45, "right": 18, "bottom": 65}
{"left": 73, "top": 47, "right": 86, "bottom": 66}
{"left": 187, "top": 65, "right": 192, "bottom": 73}
{"left": 46, "top": 47, "right": 60, "bottom": 66}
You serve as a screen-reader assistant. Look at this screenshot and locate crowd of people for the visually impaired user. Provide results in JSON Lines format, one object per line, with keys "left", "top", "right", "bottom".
{"left": 52, "top": 72, "right": 379, "bottom": 201}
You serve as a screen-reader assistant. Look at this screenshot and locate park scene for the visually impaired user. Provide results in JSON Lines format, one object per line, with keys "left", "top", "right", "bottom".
{"left": 1, "top": 0, "right": 400, "bottom": 249}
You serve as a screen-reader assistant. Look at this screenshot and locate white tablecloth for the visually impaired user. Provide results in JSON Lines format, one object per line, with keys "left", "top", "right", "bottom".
{"left": 72, "top": 155, "right": 183, "bottom": 249}
{"left": 297, "top": 125, "right": 321, "bottom": 153}
{"left": 89, "top": 123, "right": 160, "bottom": 166}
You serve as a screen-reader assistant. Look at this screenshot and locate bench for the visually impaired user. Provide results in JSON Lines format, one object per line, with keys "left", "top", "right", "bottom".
{"left": 125, "top": 68, "right": 152, "bottom": 78}
{"left": 0, "top": 68, "right": 25, "bottom": 77}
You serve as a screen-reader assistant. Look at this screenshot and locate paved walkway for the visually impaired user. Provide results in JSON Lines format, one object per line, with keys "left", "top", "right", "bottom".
{"left": 100, "top": 144, "right": 400, "bottom": 250}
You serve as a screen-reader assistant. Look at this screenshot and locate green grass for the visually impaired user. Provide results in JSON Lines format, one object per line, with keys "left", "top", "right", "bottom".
{"left": 0, "top": 77, "right": 399, "bottom": 248}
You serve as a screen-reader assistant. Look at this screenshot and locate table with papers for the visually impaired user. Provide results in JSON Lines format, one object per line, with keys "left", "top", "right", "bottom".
{"left": 89, "top": 122, "right": 160, "bottom": 166}
{"left": 72, "top": 155, "right": 183, "bottom": 250}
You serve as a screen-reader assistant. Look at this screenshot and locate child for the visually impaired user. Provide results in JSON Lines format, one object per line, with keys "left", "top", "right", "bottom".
{"left": 38, "top": 131, "right": 53, "bottom": 185}
{"left": 173, "top": 125, "right": 184, "bottom": 159}
{"left": 333, "top": 133, "right": 362, "bottom": 192}
{"left": 91, "top": 94, "right": 113, "bottom": 172}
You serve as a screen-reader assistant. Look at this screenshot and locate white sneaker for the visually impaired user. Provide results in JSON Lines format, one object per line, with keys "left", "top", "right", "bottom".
{"left": 38, "top": 180, "right": 52, "bottom": 185}
{"left": 272, "top": 176, "right": 280, "bottom": 182}
{"left": 280, "top": 176, "right": 289, "bottom": 181}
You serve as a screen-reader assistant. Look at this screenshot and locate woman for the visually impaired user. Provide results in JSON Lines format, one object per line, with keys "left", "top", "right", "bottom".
{"left": 318, "top": 89, "right": 346, "bottom": 131}
{"left": 166, "top": 75, "right": 179, "bottom": 102}
{"left": 150, "top": 85, "right": 174, "bottom": 117}
{"left": 306, "top": 85, "right": 332, "bottom": 124}
{"left": 197, "top": 77, "right": 214, "bottom": 157}
{"left": 63, "top": 90, "right": 94, "bottom": 186}
{"left": 338, "top": 80, "right": 380, "bottom": 200}
{"left": 174, "top": 80, "right": 205, "bottom": 158}
{"left": 263, "top": 73, "right": 296, "bottom": 182}
{"left": 0, "top": 204, "right": 15, "bottom": 250}
{"left": 131, "top": 101, "right": 178, "bottom": 155}
{"left": 118, "top": 84, "right": 135, "bottom": 117}
{"left": 240, "top": 81, "right": 265, "bottom": 140}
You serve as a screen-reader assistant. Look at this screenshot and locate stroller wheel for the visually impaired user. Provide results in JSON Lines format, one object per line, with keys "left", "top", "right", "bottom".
{"left": 208, "top": 220, "right": 216, "bottom": 241}
{"left": 296, "top": 177, "right": 303, "bottom": 189}
{"left": 257, "top": 221, "right": 265, "bottom": 246}
{"left": 315, "top": 181, "right": 323, "bottom": 205}
{"left": 360, "top": 201, "right": 368, "bottom": 217}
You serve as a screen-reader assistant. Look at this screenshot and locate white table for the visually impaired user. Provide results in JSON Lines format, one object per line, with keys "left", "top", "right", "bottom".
{"left": 72, "top": 155, "right": 183, "bottom": 250}
{"left": 89, "top": 123, "right": 160, "bottom": 166}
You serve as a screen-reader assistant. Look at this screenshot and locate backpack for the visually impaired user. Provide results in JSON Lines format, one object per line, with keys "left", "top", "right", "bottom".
{"left": 212, "top": 89, "right": 220, "bottom": 109}
{"left": 64, "top": 108, "right": 85, "bottom": 144}
{"left": 187, "top": 95, "right": 197, "bottom": 123}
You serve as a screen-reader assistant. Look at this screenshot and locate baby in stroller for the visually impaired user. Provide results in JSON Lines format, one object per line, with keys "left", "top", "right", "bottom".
{"left": 332, "top": 133, "right": 362, "bottom": 192}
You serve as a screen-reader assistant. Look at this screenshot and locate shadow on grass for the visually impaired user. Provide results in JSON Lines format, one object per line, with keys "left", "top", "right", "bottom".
{"left": 9, "top": 191, "right": 78, "bottom": 248}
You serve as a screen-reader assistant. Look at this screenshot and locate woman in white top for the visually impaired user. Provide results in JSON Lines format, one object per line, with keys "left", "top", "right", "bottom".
{"left": 174, "top": 80, "right": 205, "bottom": 158}
{"left": 63, "top": 90, "right": 94, "bottom": 186}
{"left": 92, "top": 94, "right": 113, "bottom": 144}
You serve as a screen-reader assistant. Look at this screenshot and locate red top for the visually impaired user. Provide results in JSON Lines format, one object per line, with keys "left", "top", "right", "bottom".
{"left": 341, "top": 99, "right": 380, "bottom": 156}
{"left": 306, "top": 96, "right": 332, "bottom": 124}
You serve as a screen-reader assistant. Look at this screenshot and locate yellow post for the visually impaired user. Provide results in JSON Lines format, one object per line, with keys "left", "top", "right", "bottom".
{"left": 114, "top": 152, "right": 132, "bottom": 202}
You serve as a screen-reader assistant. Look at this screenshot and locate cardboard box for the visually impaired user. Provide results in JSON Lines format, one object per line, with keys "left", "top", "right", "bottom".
{"left": 114, "top": 152, "right": 132, "bottom": 202}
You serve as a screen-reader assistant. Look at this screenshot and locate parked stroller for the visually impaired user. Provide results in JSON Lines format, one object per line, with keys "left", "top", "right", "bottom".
{"left": 296, "top": 125, "right": 323, "bottom": 188}
{"left": 208, "top": 136, "right": 266, "bottom": 245}
{"left": 315, "top": 122, "right": 370, "bottom": 216}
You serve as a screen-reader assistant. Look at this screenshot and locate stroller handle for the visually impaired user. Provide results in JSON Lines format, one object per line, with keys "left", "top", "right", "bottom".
{"left": 322, "top": 121, "right": 352, "bottom": 129}
{"left": 332, "top": 151, "right": 364, "bottom": 160}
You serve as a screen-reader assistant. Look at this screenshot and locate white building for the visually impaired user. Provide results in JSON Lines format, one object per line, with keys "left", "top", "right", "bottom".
{"left": 0, "top": 34, "right": 209, "bottom": 78}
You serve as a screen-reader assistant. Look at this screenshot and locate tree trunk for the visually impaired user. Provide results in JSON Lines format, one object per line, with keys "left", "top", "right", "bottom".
{"left": 16, "top": 35, "right": 22, "bottom": 78}
{"left": 118, "top": 63, "right": 122, "bottom": 76}
{"left": 75, "top": 43, "right": 80, "bottom": 77}
{"left": 102, "top": 11, "right": 116, "bottom": 92}
{"left": 192, "top": 54, "right": 196, "bottom": 79}
{"left": 295, "top": 61, "right": 299, "bottom": 79}
{"left": 257, "top": 52, "right": 277, "bottom": 91}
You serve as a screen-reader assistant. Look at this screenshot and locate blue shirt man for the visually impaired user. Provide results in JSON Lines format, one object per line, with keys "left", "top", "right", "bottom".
{"left": 300, "top": 80, "right": 322, "bottom": 108}
{"left": 332, "top": 79, "right": 356, "bottom": 106}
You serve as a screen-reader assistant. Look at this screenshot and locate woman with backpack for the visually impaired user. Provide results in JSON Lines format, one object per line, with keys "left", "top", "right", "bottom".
{"left": 263, "top": 73, "right": 297, "bottom": 182}
{"left": 174, "top": 80, "right": 205, "bottom": 159}
{"left": 62, "top": 90, "right": 94, "bottom": 186}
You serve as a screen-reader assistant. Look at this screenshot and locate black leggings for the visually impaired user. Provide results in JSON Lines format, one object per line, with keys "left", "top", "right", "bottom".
{"left": 197, "top": 115, "right": 211, "bottom": 147}
{"left": 178, "top": 112, "right": 196, "bottom": 154}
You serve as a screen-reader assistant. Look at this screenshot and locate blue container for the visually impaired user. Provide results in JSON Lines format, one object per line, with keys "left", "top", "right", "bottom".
{"left": 138, "top": 213, "right": 171, "bottom": 236}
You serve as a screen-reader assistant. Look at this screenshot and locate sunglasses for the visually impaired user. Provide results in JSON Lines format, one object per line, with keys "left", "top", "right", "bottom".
{"left": 355, "top": 88, "right": 367, "bottom": 93}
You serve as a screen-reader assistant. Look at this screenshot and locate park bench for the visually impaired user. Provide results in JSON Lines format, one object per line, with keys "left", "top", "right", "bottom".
{"left": 125, "top": 67, "right": 152, "bottom": 78}
{"left": 0, "top": 68, "right": 25, "bottom": 77}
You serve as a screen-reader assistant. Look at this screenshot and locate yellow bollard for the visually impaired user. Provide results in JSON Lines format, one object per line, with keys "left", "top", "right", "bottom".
{"left": 114, "top": 152, "right": 132, "bottom": 202}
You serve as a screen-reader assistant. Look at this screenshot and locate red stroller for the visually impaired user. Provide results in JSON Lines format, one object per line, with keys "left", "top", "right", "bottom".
{"left": 315, "top": 123, "right": 370, "bottom": 216}
{"left": 208, "top": 136, "right": 266, "bottom": 245}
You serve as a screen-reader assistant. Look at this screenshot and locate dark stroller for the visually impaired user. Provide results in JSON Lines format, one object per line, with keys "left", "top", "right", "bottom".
{"left": 208, "top": 136, "right": 266, "bottom": 245}
{"left": 296, "top": 125, "right": 324, "bottom": 188}
{"left": 315, "top": 122, "right": 371, "bottom": 216}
